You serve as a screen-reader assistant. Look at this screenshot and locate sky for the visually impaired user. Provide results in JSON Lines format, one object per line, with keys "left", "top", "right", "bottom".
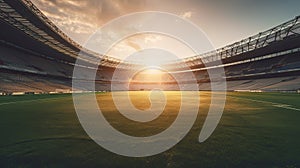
{"left": 30, "top": 0, "right": 300, "bottom": 62}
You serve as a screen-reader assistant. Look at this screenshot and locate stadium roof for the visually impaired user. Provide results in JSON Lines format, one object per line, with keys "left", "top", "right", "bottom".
{"left": 0, "top": 0, "right": 299, "bottom": 70}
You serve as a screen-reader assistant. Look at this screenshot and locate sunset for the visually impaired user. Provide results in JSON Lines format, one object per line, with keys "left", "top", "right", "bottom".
{"left": 0, "top": 0, "right": 300, "bottom": 167}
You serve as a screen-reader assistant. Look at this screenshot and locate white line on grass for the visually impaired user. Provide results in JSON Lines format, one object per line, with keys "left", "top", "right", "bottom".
{"left": 229, "top": 96, "right": 300, "bottom": 112}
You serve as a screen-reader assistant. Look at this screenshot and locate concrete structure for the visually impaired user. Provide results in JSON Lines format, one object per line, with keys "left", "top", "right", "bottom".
{"left": 0, "top": 0, "right": 299, "bottom": 93}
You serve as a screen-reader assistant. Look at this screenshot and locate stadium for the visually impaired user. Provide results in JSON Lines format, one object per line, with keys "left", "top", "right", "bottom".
{"left": 0, "top": 0, "right": 300, "bottom": 167}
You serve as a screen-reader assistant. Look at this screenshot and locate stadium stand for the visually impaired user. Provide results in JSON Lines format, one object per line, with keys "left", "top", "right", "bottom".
{"left": 0, "top": 0, "right": 299, "bottom": 93}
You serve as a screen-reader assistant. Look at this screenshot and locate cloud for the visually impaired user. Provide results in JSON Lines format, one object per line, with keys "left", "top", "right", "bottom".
{"left": 126, "top": 40, "right": 141, "bottom": 51}
{"left": 181, "top": 11, "right": 192, "bottom": 19}
{"left": 30, "top": 0, "right": 196, "bottom": 48}
{"left": 31, "top": 0, "right": 147, "bottom": 44}
{"left": 29, "top": 0, "right": 203, "bottom": 61}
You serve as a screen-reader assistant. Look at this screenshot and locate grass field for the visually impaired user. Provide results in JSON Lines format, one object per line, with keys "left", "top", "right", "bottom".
{"left": 0, "top": 91, "right": 299, "bottom": 167}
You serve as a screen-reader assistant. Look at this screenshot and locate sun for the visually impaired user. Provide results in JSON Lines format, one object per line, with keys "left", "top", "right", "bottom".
{"left": 142, "top": 67, "right": 163, "bottom": 74}
{"left": 130, "top": 67, "right": 166, "bottom": 84}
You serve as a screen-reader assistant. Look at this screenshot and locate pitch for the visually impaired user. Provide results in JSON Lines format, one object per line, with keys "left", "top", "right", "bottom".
{"left": 0, "top": 92, "right": 299, "bottom": 167}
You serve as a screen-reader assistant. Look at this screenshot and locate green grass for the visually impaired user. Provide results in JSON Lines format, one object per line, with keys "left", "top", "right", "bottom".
{"left": 0, "top": 92, "right": 299, "bottom": 167}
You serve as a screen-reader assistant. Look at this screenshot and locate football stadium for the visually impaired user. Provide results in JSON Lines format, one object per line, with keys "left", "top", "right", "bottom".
{"left": 0, "top": 0, "right": 300, "bottom": 167}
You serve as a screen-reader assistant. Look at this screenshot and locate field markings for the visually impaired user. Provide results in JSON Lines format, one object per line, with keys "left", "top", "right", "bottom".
{"left": 0, "top": 97, "right": 70, "bottom": 106}
{"left": 229, "top": 96, "right": 300, "bottom": 112}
